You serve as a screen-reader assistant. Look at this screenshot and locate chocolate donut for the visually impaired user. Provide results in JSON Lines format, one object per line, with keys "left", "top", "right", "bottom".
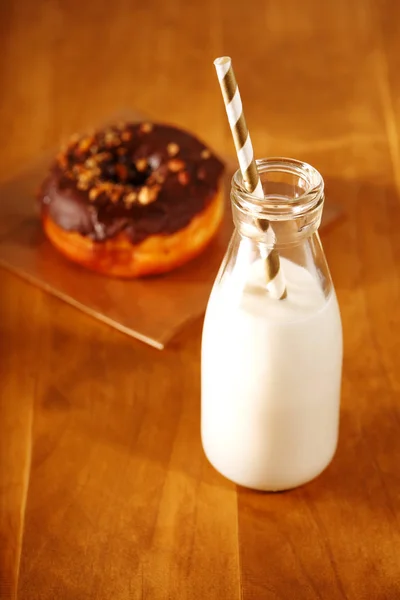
{"left": 39, "top": 122, "right": 225, "bottom": 277}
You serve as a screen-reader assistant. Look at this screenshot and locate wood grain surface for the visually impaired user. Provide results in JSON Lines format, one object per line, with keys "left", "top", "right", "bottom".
{"left": 1, "top": 0, "right": 400, "bottom": 598}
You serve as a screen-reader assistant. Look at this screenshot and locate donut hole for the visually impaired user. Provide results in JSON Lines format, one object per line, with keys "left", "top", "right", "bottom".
{"left": 100, "top": 153, "right": 152, "bottom": 187}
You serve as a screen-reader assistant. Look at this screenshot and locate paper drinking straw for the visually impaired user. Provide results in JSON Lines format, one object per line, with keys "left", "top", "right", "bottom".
{"left": 214, "top": 56, "right": 287, "bottom": 300}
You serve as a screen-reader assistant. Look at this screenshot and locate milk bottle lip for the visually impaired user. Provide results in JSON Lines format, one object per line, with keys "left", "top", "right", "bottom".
{"left": 231, "top": 157, "right": 324, "bottom": 220}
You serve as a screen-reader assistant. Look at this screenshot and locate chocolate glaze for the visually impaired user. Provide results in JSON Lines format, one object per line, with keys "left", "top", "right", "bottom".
{"left": 39, "top": 123, "right": 224, "bottom": 244}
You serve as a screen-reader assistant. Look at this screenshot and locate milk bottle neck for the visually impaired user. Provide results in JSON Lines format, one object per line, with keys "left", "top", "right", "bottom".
{"left": 230, "top": 158, "right": 324, "bottom": 247}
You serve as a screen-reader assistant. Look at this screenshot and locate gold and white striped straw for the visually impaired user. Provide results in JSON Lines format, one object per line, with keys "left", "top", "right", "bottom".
{"left": 214, "top": 56, "right": 287, "bottom": 300}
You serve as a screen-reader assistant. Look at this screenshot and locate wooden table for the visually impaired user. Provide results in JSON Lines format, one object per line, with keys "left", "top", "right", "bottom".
{"left": 1, "top": 0, "right": 400, "bottom": 598}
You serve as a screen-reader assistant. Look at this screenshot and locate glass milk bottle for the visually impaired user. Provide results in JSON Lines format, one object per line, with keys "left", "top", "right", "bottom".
{"left": 201, "top": 158, "right": 343, "bottom": 491}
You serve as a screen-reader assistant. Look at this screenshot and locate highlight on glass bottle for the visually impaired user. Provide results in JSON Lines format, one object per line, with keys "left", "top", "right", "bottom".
{"left": 201, "top": 157, "right": 343, "bottom": 492}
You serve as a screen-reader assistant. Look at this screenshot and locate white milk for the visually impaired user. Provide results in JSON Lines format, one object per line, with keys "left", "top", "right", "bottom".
{"left": 201, "top": 257, "right": 343, "bottom": 491}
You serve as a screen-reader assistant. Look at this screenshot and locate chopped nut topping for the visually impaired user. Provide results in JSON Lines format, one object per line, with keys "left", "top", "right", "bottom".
{"left": 168, "top": 159, "right": 185, "bottom": 172}
{"left": 94, "top": 152, "right": 112, "bottom": 163}
{"left": 124, "top": 192, "right": 137, "bottom": 207}
{"left": 178, "top": 170, "right": 190, "bottom": 185}
{"left": 117, "top": 147, "right": 128, "bottom": 156}
{"left": 148, "top": 154, "right": 161, "bottom": 170}
{"left": 91, "top": 182, "right": 113, "bottom": 199}
{"left": 140, "top": 122, "right": 153, "bottom": 133}
{"left": 138, "top": 187, "right": 150, "bottom": 205}
{"left": 138, "top": 185, "right": 160, "bottom": 205}
{"left": 77, "top": 180, "right": 89, "bottom": 190}
{"left": 154, "top": 172, "right": 165, "bottom": 184}
{"left": 89, "top": 188, "right": 100, "bottom": 201}
{"left": 90, "top": 144, "right": 99, "bottom": 155}
{"left": 79, "top": 136, "right": 94, "bottom": 153}
{"left": 110, "top": 188, "right": 122, "bottom": 204}
{"left": 78, "top": 171, "right": 95, "bottom": 183}
{"left": 167, "top": 142, "right": 179, "bottom": 157}
{"left": 136, "top": 158, "right": 148, "bottom": 172}
{"left": 85, "top": 158, "right": 97, "bottom": 169}
{"left": 201, "top": 149, "right": 211, "bottom": 159}
{"left": 151, "top": 185, "right": 161, "bottom": 202}
{"left": 104, "top": 131, "right": 119, "bottom": 146}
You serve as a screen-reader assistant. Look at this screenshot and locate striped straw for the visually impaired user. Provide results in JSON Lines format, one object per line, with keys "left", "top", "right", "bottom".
{"left": 214, "top": 56, "right": 287, "bottom": 300}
